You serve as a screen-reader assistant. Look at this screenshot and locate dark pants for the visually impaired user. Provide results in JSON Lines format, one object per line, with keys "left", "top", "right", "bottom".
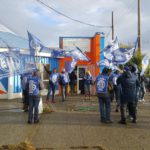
{"left": 47, "top": 83, "right": 56, "bottom": 101}
{"left": 61, "top": 84, "right": 68, "bottom": 101}
{"left": 70, "top": 82, "right": 75, "bottom": 94}
{"left": 22, "top": 90, "right": 29, "bottom": 105}
{"left": 28, "top": 96, "right": 40, "bottom": 122}
{"left": 139, "top": 87, "right": 145, "bottom": 100}
{"left": 120, "top": 102, "right": 136, "bottom": 121}
{"left": 98, "top": 97, "right": 111, "bottom": 121}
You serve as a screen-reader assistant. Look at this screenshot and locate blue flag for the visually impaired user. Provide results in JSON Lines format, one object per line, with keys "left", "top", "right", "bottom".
{"left": 28, "top": 31, "right": 44, "bottom": 55}
{"left": 65, "top": 58, "right": 77, "bottom": 73}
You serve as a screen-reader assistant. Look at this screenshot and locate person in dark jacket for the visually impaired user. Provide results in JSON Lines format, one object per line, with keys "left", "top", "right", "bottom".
{"left": 96, "top": 68, "right": 113, "bottom": 123}
{"left": 117, "top": 66, "right": 139, "bottom": 124}
{"left": 69, "top": 71, "right": 77, "bottom": 94}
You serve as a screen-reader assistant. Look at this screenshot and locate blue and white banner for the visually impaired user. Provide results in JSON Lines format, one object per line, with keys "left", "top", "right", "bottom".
{"left": 0, "top": 49, "right": 37, "bottom": 79}
{"left": 28, "top": 31, "right": 44, "bottom": 55}
{"left": 65, "top": 58, "right": 77, "bottom": 73}
{"left": 101, "top": 38, "right": 137, "bottom": 65}
{"left": 65, "top": 46, "right": 90, "bottom": 61}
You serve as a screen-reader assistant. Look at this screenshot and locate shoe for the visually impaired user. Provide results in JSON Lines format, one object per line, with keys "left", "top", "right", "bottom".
{"left": 118, "top": 120, "right": 127, "bottom": 124}
{"left": 34, "top": 120, "right": 39, "bottom": 124}
{"left": 105, "top": 120, "right": 113, "bottom": 124}
{"left": 115, "top": 109, "right": 119, "bottom": 112}
{"left": 27, "top": 121, "right": 32, "bottom": 124}
{"left": 132, "top": 119, "right": 137, "bottom": 123}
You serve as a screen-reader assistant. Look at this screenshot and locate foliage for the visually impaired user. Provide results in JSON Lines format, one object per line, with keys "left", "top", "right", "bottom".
{"left": 128, "top": 48, "right": 144, "bottom": 72}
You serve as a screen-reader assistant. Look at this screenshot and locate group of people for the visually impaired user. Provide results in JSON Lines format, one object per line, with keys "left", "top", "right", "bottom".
{"left": 96, "top": 64, "right": 147, "bottom": 124}
{"left": 21, "top": 63, "right": 147, "bottom": 125}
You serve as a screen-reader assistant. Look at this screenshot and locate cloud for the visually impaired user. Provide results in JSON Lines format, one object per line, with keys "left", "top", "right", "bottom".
{"left": 0, "top": 0, "right": 149, "bottom": 56}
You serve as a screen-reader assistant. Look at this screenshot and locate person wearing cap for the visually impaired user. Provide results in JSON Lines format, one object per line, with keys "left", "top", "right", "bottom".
{"left": 59, "top": 68, "right": 70, "bottom": 102}
{"left": 117, "top": 66, "right": 139, "bottom": 124}
{"left": 95, "top": 68, "right": 113, "bottom": 123}
{"left": 83, "top": 70, "right": 93, "bottom": 100}
{"left": 27, "top": 71, "right": 42, "bottom": 124}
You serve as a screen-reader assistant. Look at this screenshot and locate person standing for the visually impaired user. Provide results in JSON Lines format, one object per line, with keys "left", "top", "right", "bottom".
{"left": 84, "top": 70, "right": 93, "bottom": 100}
{"left": 21, "top": 72, "right": 32, "bottom": 112}
{"left": 59, "top": 69, "right": 70, "bottom": 102}
{"left": 139, "top": 75, "right": 146, "bottom": 102}
{"left": 27, "top": 70, "right": 42, "bottom": 124}
{"left": 69, "top": 71, "right": 77, "bottom": 94}
{"left": 117, "top": 66, "right": 139, "bottom": 124}
{"left": 112, "top": 70, "right": 121, "bottom": 112}
{"left": 96, "top": 68, "right": 113, "bottom": 123}
{"left": 44, "top": 66, "right": 59, "bottom": 103}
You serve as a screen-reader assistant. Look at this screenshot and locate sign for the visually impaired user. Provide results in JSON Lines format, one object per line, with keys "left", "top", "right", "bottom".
{"left": 63, "top": 38, "right": 91, "bottom": 52}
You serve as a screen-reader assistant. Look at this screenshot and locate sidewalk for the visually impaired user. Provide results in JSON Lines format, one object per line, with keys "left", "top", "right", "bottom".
{"left": 0, "top": 94, "right": 150, "bottom": 150}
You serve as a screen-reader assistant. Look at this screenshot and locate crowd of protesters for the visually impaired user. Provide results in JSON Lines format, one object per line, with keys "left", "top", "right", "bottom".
{"left": 20, "top": 63, "right": 148, "bottom": 125}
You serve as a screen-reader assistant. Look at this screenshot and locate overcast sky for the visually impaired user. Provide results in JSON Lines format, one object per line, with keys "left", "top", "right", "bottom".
{"left": 0, "top": 0, "right": 149, "bottom": 56}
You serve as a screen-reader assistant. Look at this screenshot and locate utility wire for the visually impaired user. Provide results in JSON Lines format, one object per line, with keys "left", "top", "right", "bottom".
{"left": 36, "top": 0, "right": 112, "bottom": 29}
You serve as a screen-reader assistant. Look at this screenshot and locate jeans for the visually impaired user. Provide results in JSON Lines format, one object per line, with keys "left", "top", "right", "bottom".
{"left": 120, "top": 102, "right": 136, "bottom": 121}
{"left": 61, "top": 84, "right": 68, "bottom": 101}
{"left": 47, "top": 83, "right": 56, "bottom": 101}
{"left": 28, "top": 96, "right": 40, "bottom": 122}
{"left": 98, "top": 97, "right": 111, "bottom": 121}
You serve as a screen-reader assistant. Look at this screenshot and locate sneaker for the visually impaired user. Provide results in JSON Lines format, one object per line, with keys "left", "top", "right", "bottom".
{"left": 118, "top": 120, "right": 127, "bottom": 124}
{"left": 132, "top": 119, "right": 137, "bottom": 123}
{"left": 115, "top": 109, "right": 119, "bottom": 112}
{"left": 27, "top": 121, "right": 32, "bottom": 124}
{"left": 34, "top": 120, "right": 39, "bottom": 124}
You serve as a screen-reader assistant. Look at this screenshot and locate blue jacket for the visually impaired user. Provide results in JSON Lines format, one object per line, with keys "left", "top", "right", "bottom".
{"left": 28, "top": 76, "right": 40, "bottom": 96}
{"left": 117, "top": 71, "right": 139, "bottom": 103}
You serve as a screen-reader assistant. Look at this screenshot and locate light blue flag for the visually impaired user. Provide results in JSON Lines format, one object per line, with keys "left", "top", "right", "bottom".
{"left": 141, "top": 56, "right": 149, "bottom": 75}
{"left": 65, "top": 46, "right": 90, "bottom": 61}
{"left": 65, "top": 58, "right": 77, "bottom": 73}
{"left": 97, "top": 59, "right": 112, "bottom": 69}
{"left": 28, "top": 31, "right": 44, "bottom": 55}
{"left": 103, "top": 37, "right": 119, "bottom": 61}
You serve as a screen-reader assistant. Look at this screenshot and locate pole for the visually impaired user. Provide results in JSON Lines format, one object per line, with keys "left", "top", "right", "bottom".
{"left": 138, "top": 0, "right": 142, "bottom": 53}
{"left": 112, "top": 11, "right": 114, "bottom": 40}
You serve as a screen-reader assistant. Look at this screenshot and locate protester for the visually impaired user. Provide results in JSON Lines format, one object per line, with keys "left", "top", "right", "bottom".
{"left": 112, "top": 70, "right": 121, "bottom": 112}
{"left": 69, "top": 71, "right": 77, "bottom": 94}
{"left": 83, "top": 70, "right": 93, "bottom": 100}
{"left": 21, "top": 72, "right": 32, "bottom": 112}
{"left": 139, "top": 75, "right": 146, "bottom": 102}
{"left": 96, "top": 68, "right": 113, "bottom": 123}
{"left": 27, "top": 70, "right": 43, "bottom": 124}
{"left": 117, "top": 66, "right": 139, "bottom": 124}
{"left": 59, "top": 68, "right": 70, "bottom": 102}
{"left": 44, "top": 65, "right": 59, "bottom": 103}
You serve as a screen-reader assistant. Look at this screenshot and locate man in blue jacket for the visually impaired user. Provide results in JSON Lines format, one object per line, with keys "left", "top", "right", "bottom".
{"left": 96, "top": 67, "right": 113, "bottom": 123}
{"left": 117, "top": 66, "right": 139, "bottom": 124}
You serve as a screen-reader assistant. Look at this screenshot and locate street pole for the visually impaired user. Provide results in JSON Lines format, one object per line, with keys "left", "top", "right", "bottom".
{"left": 112, "top": 11, "right": 114, "bottom": 40}
{"left": 138, "top": 0, "right": 142, "bottom": 53}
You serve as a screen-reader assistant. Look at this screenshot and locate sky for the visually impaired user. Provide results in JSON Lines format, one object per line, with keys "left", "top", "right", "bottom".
{"left": 0, "top": 0, "right": 149, "bottom": 56}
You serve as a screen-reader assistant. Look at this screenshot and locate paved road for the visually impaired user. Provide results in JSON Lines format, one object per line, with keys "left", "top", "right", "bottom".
{"left": 0, "top": 94, "right": 150, "bottom": 150}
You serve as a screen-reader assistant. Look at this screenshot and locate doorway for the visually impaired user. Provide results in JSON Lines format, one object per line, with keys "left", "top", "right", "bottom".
{"left": 77, "top": 66, "right": 87, "bottom": 94}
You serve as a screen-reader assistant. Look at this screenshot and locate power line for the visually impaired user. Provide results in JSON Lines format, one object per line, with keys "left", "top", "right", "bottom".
{"left": 36, "top": 0, "right": 112, "bottom": 29}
